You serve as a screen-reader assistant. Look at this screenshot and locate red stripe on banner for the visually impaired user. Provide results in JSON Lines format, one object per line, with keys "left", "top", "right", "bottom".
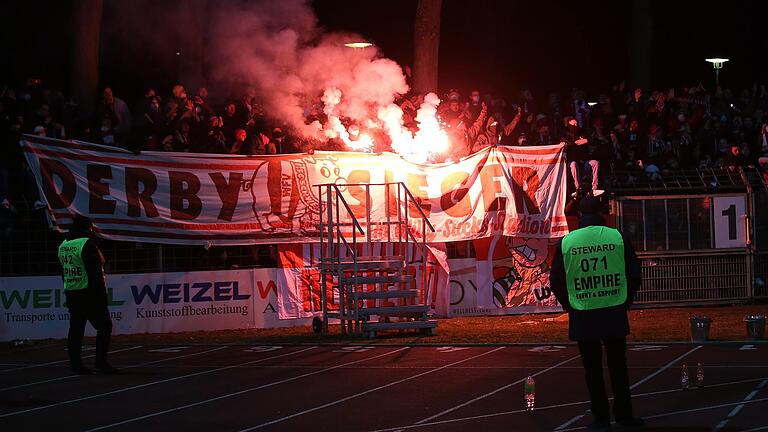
{"left": 25, "top": 144, "right": 562, "bottom": 169}
{"left": 497, "top": 146, "right": 563, "bottom": 156}
{"left": 23, "top": 142, "right": 128, "bottom": 154}
{"left": 50, "top": 213, "right": 570, "bottom": 226}
{"left": 92, "top": 227, "right": 298, "bottom": 240}
{"left": 22, "top": 136, "right": 131, "bottom": 154}
{"left": 74, "top": 217, "right": 270, "bottom": 231}
{"left": 508, "top": 158, "right": 560, "bottom": 165}
{"left": 22, "top": 147, "right": 268, "bottom": 171}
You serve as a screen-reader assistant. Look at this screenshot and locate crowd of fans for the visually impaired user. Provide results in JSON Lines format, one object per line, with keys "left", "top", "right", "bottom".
{"left": 3, "top": 75, "right": 768, "bottom": 210}
{"left": 3, "top": 74, "right": 768, "bottom": 272}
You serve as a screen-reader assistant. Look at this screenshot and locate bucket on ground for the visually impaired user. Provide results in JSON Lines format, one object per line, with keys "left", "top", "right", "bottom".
{"left": 745, "top": 315, "right": 766, "bottom": 340}
{"left": 690, "top": 316, "right": 712, "bottom": 342}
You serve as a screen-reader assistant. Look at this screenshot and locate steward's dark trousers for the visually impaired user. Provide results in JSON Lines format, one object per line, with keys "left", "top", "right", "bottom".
{"left": 66, "top": 294, "right": 113, "bottom": 369}
{"left": 577, "top": 337, "right": 633, "bottom": 422}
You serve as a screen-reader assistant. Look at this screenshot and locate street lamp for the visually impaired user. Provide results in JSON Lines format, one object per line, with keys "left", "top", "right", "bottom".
{"left": 705, "top": 58, "right": 729, "bottom": 87}
{"left": 344, "top": 42, "right": 373, "bottom": 49}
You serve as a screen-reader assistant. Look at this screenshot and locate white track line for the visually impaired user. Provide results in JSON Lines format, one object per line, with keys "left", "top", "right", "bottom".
{"left": 554, "top": 344, "right": 702, "bottom": 430}
{"left": 0, "top": 346, "right": 144, "bottom": 373}
{"left": 0, "top": 346, "right": 317, "bottom": 419}
{"left": 0, "top": 346, "right": 228, "bottom": 392}
{"left": 643, "top": 396, "right": 768, "bottom": 420}
{"left": 413, "top": 354, "right": 579, "bottom": 428}
{"left": 713, "top": 379, "right": 768, "bottom": 431}
{"left": 629, "top": 345, "right": 702, "bottom": 390}
{"left": 555, "top": 413, "right": 587, "bottom": 430}
{"left": 239, "top": 347, "right": 507, "bottom": 431}
{"left": 83, "top": 346, "right": 413, "bottom": 432}
{"left": 366, "top": 377, "right": 768, "bottom": 432}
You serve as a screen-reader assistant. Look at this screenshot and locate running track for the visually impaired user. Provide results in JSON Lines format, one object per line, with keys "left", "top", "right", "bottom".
{"left": 1, "top": 342, "right": 767, "bottom": 431}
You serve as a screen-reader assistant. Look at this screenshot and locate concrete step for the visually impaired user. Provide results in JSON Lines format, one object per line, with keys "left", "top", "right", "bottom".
{"left": 339, "top": 274, "right": 413, "bottom": 285}
{"left": 320, "top": 255, "right": 402, "bottom": 263}
{"left": 325, "top": 220, "right": 403, "bottom": 226}
{"left": 356, "top": 289, "right": 418, "bottom": 300}
{"left": 318, "top": 258, "right": 404, "bottom": 271}
{"left": 357, "top": 305, "right": 428, "bottom": 316}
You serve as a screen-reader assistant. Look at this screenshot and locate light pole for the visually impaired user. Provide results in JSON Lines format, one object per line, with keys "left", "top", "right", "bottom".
{"left": 705, "top": 58, "right": 729, "bottom": 88}
{"left": 344, "top": 42, "right": 373, "bottom": 49}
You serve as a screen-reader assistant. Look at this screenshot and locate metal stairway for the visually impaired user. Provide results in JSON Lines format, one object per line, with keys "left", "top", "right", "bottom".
{"left": 315, "top": 182, "right": 437, "bottom": 338}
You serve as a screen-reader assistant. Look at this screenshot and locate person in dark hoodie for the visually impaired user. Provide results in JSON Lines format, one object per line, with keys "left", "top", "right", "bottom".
{"left": 468, "top": 103, "right": 522, "bottom": 153}
{"left": 550, "top": 197, "right": 644, "bottom": 431}
{"left": 58, "top": 216, "right": 117, "bottom": 375}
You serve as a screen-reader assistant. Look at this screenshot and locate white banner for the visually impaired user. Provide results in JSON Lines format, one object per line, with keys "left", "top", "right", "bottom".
{"left": 22, "top": 135, "right": 568, "bottom": 246}
{"left": 0, "top": 269, "right": 309, "bottom": 340}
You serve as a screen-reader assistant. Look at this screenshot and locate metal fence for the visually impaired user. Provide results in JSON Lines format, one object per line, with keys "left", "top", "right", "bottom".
{"left": 0, "top": 212, "right": 276, "bottom": 276}
{"left": 752, "top": 252, "right": 768, "bottom": 299}
{"left": 609, "top": 169, "right": 768, "bottom": 304}
{"left": 636, "top": 251, "right": 750, "bottom": 304}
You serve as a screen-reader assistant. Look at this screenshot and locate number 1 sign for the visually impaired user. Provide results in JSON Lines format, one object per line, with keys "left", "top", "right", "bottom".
{"left": 713, "top": 195, "right": 747, "bottom": 248}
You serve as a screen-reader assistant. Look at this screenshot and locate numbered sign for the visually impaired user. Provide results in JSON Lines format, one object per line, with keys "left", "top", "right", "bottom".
{"left": 713, "top": 196, "right": 747, "bottom": 248}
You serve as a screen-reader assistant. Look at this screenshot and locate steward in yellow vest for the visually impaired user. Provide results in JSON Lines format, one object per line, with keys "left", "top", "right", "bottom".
{"left": 57, "top": 216, "right": 117, "bottom": 375}
{"left": 550, "top": 197, "right": 643, "bottom": 431}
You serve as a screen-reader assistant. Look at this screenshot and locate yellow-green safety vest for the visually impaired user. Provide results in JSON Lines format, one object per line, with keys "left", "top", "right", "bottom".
{"left": 561, "top": 226, "right": 627, "bottom": 310}
{"left": 58, "top": 238, "right": 89, "bottom": 291}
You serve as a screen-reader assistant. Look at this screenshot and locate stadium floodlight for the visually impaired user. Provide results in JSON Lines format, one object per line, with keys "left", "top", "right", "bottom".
{"left": 344, "top": 42, "right": 373, "bottom": 49}
{"left": 705, "top": 58, "right": 729, "bottom": 87}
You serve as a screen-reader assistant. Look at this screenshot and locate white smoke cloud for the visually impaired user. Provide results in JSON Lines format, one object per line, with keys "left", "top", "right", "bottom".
{"left": 208, "top": 0, "right": 409, "bottom": 145}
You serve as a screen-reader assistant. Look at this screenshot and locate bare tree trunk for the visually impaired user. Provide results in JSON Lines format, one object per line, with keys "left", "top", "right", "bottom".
{"left": 178, "top": 0, "right": 205, "bottom": 90}
{"left": 413, "top": 0, "right": 442, "bottom": 94}
{"left": 629, "top": 0, "right": 652, "bottom": 90}
{"left": 70, "top": 0, "right": 103, "bottom": 114}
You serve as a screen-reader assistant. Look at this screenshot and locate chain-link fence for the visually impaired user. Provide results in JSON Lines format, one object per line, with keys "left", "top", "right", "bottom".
{"left": 636, "top": 251, "right": 750, "bottom": 304}
{"left": 0, "top": 212, "right": 277, "bottom": 277}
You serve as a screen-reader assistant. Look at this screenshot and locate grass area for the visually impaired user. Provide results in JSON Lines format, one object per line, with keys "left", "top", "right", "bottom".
{"left": 5, "top": 305, "right": 767, "bottom": 350}
{"left": 104, "top": 304, "right": 768, "bottom": 346}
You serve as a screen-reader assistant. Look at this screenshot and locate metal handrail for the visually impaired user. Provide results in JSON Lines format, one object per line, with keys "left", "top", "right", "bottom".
{"left": 316, "top": 183, "right": 365, "bottom": 335}
{"left": 314, "top": 181, "right": 438, "bottom": 335}
{"left": 398, "top": 182, "right": 436, "bottom": 233}
{"left": 395, "top": 182, "right": 436, "bottom": 308}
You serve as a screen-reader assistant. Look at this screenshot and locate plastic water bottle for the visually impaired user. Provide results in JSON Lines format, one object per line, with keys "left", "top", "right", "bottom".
{"left": 681, "top": 364, "right": 690, "bottom": 390}
{"left": 524, "top": 375, "right": 536, "bottom": 411}
{"left": 696, "top": 362, "right": 704, "bottom": 388}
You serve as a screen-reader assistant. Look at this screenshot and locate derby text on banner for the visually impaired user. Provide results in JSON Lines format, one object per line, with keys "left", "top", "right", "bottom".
{"left": 21, "top": 135, "right": 568, "bottom": 246}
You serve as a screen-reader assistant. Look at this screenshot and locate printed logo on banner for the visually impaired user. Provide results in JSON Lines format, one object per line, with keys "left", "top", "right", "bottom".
{"left": 0, "top": 269, "right": 291, "bottom": 340}
{"left": 131, "top": 280, "right": 251, "bottom": 320}
{"left": 1, "top": 284, "right": 126, "bottom": 327}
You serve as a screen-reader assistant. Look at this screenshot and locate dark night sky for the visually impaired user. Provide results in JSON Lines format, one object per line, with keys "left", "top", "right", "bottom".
{"left": 2, "top": 0, "right": 768, "bottom": 102}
